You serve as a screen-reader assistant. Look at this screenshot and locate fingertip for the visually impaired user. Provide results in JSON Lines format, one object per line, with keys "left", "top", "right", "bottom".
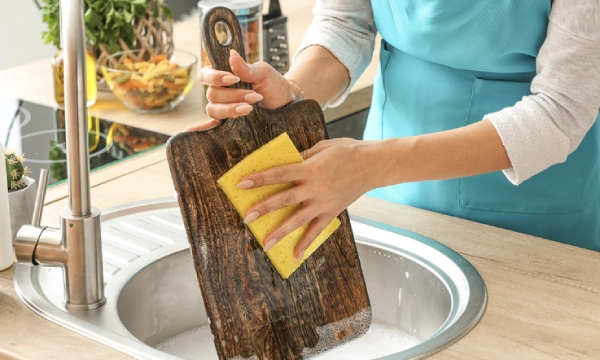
{"left": 230, "top": 49, "right": 241, "bottom": 58}
{"left": 237, "top": 179, "right": 254, "bottom": 189}
{"left": 222, "top": 75, "right": 241, "bottom": 85}
{"left": 289, "top": 237, "right": 306, "bottom": 260}
{"left": 295, "top": 239, "right": 309, "bottom": 260}
{"left": 244, "top": 92, "right": 263, "bottom": 103}
{"left": 229, "top": 50, "right": 252, "bottom": 78}
{"left": 197, "top": 65, "right": 213, "bottom": 83}
{"left": 185, "top": 118, "right": 219, "bottom": 131}
{"left": 263, "top": 238, "right": 278, "bottom": 252}
{"left": 236, "top": 103, "right": 253, "bottom": 114}
{"left": 243, "top": 210, "right": 260, "bottom": 224}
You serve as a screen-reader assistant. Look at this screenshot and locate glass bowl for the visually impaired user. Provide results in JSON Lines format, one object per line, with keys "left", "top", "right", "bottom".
{"left": 101, "top": 50, "right": 197, "bottom": 113}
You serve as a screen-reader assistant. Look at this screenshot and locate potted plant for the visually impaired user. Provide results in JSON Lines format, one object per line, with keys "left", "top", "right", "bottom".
{"left": 5, "top": 150, "right": 37, "bottom": 244}
{"left": 39, "top": 0, "right": 174, "bottom": 104}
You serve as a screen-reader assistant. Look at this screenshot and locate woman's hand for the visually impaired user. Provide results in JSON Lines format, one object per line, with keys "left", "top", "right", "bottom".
{"left": 187, "top": 50, "right": 298, "bottom": 131}
{"left": 238, "top": 138, "right": 381, "bottom": 259}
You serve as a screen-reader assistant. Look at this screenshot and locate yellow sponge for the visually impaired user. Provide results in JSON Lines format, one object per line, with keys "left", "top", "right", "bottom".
{"left": 217, "top": 132, "right": 340, "bottom": 279}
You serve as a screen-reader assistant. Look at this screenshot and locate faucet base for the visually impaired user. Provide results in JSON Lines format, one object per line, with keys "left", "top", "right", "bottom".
{"left": 60, "top": 207, "right": 106, "bottom": 310}
{"left": 64, "top": 297, "right": 107, "bottom": 311}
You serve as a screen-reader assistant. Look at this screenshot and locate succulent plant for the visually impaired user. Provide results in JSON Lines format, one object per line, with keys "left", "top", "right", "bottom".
{"left": 5, "top": 149, "right": 30, "bottom": 191}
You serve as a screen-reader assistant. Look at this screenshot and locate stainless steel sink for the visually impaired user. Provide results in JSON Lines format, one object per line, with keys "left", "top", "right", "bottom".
{"left": 14, "top": 198, "right": 487, "bottom": 359}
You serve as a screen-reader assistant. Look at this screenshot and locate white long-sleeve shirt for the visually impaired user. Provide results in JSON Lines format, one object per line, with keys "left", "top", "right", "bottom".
{"left": 296, "top": 0, "right": 600, "bottom": 185}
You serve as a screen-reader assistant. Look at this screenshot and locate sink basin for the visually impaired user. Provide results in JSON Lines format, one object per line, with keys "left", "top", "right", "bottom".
{"left": 14, "top": 198, "right": 486, "bottom": 359}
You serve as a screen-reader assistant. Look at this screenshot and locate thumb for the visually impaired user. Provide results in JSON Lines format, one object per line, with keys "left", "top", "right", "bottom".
{"left": 229, "top": 49, "right": 258, "bottom": 83}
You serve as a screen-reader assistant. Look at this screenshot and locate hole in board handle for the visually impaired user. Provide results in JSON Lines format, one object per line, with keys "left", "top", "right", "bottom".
{"left": 215, "top": 21, "right": 232, "bottom": 47}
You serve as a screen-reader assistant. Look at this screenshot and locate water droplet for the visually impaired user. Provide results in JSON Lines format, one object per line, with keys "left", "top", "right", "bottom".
{"left": 405, "top": 271, "right": 410, "bottom": 279}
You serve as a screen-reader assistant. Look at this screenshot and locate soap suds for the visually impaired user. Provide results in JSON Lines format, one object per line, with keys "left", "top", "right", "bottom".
{"left": 156, "top": 311, "right": 419, "bottom": 360}
{"left": 301, "top": 307, "right": 371, "bottom": 359}
{"left": 309, "top": 322, "right": 419, "bottom": 360}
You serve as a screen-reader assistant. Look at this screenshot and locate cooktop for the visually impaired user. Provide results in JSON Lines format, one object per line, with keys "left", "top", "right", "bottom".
{"left": 0, "top": 95, "right": 170, "bottom": 187}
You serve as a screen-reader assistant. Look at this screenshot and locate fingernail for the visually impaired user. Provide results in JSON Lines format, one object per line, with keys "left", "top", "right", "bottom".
{"left": 222, "top": 75, "right": 240, "bottom": 84}
{"left": 185, "top": 118, "right": 218, "bottom": 132}
{"left": 237, "top": 179, "right": 254, "bottom": 189}
{"left": 244, "top": 93, "right": 263, "bottom": 102}
{"left": 236, "top": 104, "right": 253, "bottom": 114}
{"left": 296, "top": 249, "right": 305, "bottom": 260}
{"left": 244, "top": 211, "right": 260, "bottom": 224}
{"left": 230, "top": 49, "right": 240, "bottom": 57}
{"left": 263, "top": 238, "right": 277, "bottom": 251}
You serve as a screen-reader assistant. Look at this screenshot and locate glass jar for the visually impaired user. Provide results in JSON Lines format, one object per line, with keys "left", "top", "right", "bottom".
{"left": 52, "top": 48, "right": 98, "bottom": 108}
{"left": 198, "top": 0, "right": 263, "bottom": 109}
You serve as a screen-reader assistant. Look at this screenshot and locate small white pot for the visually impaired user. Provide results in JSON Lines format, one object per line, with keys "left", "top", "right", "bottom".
{"left": 7, "top": 177, "right": 37, "bottom": 245}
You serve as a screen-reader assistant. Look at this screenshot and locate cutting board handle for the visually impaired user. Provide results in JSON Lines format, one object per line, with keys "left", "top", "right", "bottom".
{"left": 201, "top": 6, "right": 252, "bottom": 91}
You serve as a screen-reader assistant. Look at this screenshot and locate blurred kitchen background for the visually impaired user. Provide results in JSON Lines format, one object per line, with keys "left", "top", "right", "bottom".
{"left": 0, "top": 0, "right": 368, "bottom": 186}
{"left": 0, "top": 0, "right": 201, "bottom": 186}
{"left": 0, "top": 0, "right": 202, "bottom": 71}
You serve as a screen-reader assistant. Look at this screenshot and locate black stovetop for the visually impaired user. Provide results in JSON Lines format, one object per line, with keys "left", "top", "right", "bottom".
{"left": 1, "top": 95, "right": 170, "bottom": 187}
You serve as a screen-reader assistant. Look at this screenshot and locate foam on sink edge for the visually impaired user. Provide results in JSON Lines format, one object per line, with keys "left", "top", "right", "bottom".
{"left": 301, "top": 306, "right": 372, "bottom": 359}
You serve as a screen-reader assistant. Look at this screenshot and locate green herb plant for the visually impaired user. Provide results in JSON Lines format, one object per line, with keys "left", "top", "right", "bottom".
{"left": 40, "top": 0, "right": 173, "bottom": 56}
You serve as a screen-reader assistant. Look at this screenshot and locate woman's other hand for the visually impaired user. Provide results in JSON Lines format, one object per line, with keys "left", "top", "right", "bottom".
{"left": 237, "top": 138, "right": 381, "bottom": 259}
{"left": 190, "top": 50, "right": 298, "bottom": 128}
{"left": 189, "top": 45, "right": 352, "bottom": 131}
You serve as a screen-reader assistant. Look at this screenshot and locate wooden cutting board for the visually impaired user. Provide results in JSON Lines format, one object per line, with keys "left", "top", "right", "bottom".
{"left": 166, "top": 7, "right": 371, "bottom": 360}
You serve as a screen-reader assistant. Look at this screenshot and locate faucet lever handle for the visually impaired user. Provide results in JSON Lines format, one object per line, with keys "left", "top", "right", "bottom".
{"left": 31, "top": 169, "right": 50, "bottom": 227}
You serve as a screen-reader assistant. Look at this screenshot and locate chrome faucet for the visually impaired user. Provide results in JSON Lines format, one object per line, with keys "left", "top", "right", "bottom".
{"left": 14, "top": 0, "right": 105, "bottom": 310}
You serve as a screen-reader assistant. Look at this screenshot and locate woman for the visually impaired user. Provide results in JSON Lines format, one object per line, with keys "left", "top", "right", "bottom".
{"left": 193, "top": 0, "right": 600, "bottom": 259}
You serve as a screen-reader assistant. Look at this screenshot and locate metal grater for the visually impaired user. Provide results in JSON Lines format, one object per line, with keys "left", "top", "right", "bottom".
{"left": 262, "top": 0, "right": 289, "bottom": 74}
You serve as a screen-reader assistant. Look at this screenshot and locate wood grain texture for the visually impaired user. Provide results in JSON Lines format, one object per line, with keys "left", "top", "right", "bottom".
{"left": 166, "top": 7, "right": 370, "bottom": 360}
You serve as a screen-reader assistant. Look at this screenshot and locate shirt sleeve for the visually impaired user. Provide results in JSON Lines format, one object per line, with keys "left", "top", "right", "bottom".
{"left": 486, "top": 0, "right": 600, "bottom": 185}
{"left": 293, "top": 0, "right": 377, "bottom": 107}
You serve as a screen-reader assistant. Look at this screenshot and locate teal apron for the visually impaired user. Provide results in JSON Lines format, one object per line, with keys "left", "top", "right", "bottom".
{"left": 365, "top": 0, "right": 600, "bottom": 250}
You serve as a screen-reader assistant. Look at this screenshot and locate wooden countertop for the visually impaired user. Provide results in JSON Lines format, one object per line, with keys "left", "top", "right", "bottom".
{"left": 1, "top": 1, "right": 600, "bottom": 359}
